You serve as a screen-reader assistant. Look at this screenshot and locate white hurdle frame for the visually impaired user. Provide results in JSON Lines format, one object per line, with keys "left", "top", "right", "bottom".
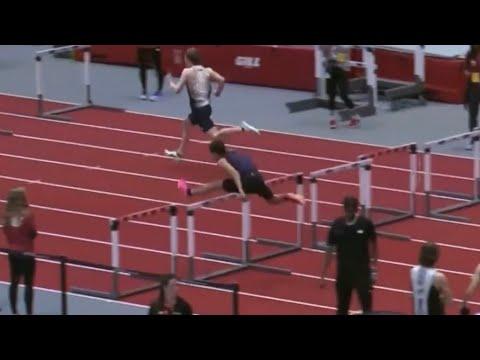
{"left": 309, "top": 159, "right": 372, "bottom": 249}
{"left": 35, "top": 45, "right": 93, "bottom": 120}
{"left": 358, "top": 143, "right": 418, "bottom": 228}
{"left": 71, "top": 204, "right": 178, "bottom": 300}
{"left": 186, "top": 173, "right": 304, "bottom": 281}
{"left": 424, "top": 130, "right": 480, "bottom": 222}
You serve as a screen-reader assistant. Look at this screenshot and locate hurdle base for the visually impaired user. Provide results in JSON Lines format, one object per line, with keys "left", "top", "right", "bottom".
{"left": 250, "top": 243, "right": 301, "bottom": 264}
{"left": 429, "top": 190, "right": 474, "bottom": 201}
{"left": 117, "top": 283, "right": 162, "bottom": 300}
{"left": 202, "top": 252, "right": 244, "bottom": 264}
{"left": 376, "top": 231, "right": 411, "bottom": 241}
{"left": 285, "top": 98, "right": 345, "bottom": 114}
{"left": 256, "top": 237, "right": 298, "bottom": 249}
{"left": 197, "top": 265, "right": 248, "bottom": 281}
{"left": 41, "top": 104, "right": 93, "bottom": 121}
{"left": 70, "top": 287, "right": 119, "bottom": 300}
{"left": 428, "top": 199, "right": 480, "bottom": 222}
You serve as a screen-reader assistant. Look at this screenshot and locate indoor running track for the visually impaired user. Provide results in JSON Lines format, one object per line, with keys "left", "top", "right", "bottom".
{"left": 0, "top": 93, "right": 479, "bottom": 315}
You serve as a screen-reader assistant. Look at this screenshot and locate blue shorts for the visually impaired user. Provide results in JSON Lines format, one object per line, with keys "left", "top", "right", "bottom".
{"left": 188, "top": 104, "right": 215, "bottom": 133}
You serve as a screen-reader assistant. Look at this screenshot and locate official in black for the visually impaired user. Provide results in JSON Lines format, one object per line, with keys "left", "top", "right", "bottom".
{"left": 320, "top": 196, "right": 378, "bottom": 315}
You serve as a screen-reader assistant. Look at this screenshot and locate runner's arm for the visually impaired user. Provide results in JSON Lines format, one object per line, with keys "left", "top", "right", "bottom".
{"left": 170, "top": 69, "right": 189, "bottom": 94}
{"left": 208, "top": 68, "right": 225, "bottom": 96}
{"left": 217, "top": 158, "right": 245, "bottom": 198}
{"left": 435, "top": 272, "right": 453, "bottom": 305}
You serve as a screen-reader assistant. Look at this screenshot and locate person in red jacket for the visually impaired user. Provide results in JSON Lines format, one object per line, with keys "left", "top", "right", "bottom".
{"left": 2, "top": 188, "right": 37, "bottom": 315}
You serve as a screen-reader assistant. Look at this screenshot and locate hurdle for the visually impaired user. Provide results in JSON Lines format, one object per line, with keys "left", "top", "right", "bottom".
{"left": 286, "top": 45, "right": 377, "bottom": 121}
{"left": 424, "top": 131, "right": 480, "bottom": 222}
{"left": 71, "top": 204, "right": 178, "bottom": 299}
{"left": 358, "top": 143, "right": 417, "bottom": 229}
{"left": 185, "top": 173, "right": 304, "bottom": 281}
{"left": 374, "top": 45, "right": 427, "bottom": 111}
{"left": 310, "top": 159, "right": 372, "bottom": 249}
{"left": 35, "top": 45, "right": 94, "bottom": 121}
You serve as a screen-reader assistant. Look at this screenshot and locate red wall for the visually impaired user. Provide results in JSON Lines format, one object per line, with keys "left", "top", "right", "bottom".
{"left": 79, "top": 45, "right": 467, "bottom": 104}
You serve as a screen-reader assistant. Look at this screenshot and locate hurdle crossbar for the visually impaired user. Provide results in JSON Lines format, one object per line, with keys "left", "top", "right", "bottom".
{"left": 358, "top": 143, "right": 417, "bottom": 231}
{"left": 35, "top": 45, "right": 94, "bottom": 121}
{"left": 71, "top": 204, "right": 178, "bottom": 300}
{"left": 424, "top": 131, "right": 480, "bottom": 222}
{"left": 187, "top": 173, "right": 304, "bottom": 281}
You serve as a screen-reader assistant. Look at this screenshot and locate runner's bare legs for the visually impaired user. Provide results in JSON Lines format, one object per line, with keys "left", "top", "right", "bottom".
{"left": 167, "top": 122, "right": 259, "bottom": 159}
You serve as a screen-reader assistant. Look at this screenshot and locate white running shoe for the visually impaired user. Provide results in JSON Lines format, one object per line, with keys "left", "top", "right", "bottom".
{"left": 164, "top": 149, "right": 183, "bottom": 159}
{"left": 140, "top": 94, "right": 148, "bottom": 101}
{"left": 164, "top": 149, "right": 181, "bottom": 159}
{"left": 241, "top": 121, "right": 261, "bottom": 135}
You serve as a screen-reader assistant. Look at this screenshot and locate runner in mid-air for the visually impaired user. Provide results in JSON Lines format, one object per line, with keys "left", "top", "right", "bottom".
{"left": 177, "top": 139, "right": 305, "bottom": 206}
{"left": 165, "top": 48, "right": 260, "bottom": 159}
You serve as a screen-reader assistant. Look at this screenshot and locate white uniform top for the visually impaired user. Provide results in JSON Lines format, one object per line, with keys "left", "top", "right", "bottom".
{"left": 411, "top": 265, "right": 437, "bottom": 315}
{"left": 186, "top": 65, "right": 212, "bottom": 108}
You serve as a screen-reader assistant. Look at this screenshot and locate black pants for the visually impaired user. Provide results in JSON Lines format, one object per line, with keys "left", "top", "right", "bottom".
{"left": 327, "top": 66, "right": 355, "bottom": 113}
{"left": 137, "top": 47, "right": 164, "bottom": 95}
{"left": 8, "top": 253, "right": 36, "bottom": 315}
{"left": 466, "top": 83, "right": 480, "bottom": 132}
{"left": 336, "top": 271, "right": 372, "bottom": 315}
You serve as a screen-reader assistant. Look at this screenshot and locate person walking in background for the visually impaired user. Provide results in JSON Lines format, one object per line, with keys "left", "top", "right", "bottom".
{"left": 320, "top": 196, "right": 378, "bottom": 315}
{"left": 2, "top": 188, "right": 37, "bottom": 315}
{"left": 319, "top": 45, "right": 360, "bottom": 129}
{"left": 410, "top": 242, "right": 452, "bottom": 315}
{"left": 464, "top": 45, "right": 480, "bottom": 150}
{"left": 137, "top": 46, "right": 165, "bottom": 101}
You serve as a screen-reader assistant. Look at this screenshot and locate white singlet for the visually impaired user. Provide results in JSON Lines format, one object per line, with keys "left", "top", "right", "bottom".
{"left": 186, "top": 65, "right": 212, "bottom": 108}
{"left": 410, "top": 265, "right": 437, "bottom": 315}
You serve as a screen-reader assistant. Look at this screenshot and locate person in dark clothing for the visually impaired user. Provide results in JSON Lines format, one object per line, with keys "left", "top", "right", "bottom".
{"left": 137, "top": 46, "right": 165, "bottom": 101}
{"left": 320, "top": 45, "right": 360, "bottom": 129}
{"left": 320, "top": 196, "right": 377, "bottom": 315}
{"left": 148, "top": 276, "right": 192, "bottom": 315}
{"left": 410, "top": 242, "right": 452, "bottom": 315}
{"left": 464, "top": 45, "right": 480, "bottom": 150}
{"left": 2, "top": 187, "right": 37, "bottom": 315}
{"left": 177, "top": 139, "right": 305, "bottom": 205}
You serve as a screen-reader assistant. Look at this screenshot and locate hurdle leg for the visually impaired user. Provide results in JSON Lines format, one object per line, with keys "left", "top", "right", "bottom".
{"left": 241, "top": 199, "right": 251, "bottom": 264}
{"left": 187, "top": 210, "right": 195, "bottom": 280}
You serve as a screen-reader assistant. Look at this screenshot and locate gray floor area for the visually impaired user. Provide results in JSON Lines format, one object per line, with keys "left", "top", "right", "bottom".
{"left": 0, "top": 45, "right": 475, "bottom": 314}
{"left": 0, "top": 45, "right": 474, "bottom": 154}
{"left": 0, "top": 282, "right": 147, "bottom": 315}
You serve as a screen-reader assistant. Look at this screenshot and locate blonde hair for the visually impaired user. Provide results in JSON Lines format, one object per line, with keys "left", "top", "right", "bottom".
{"left": 4, "top": 188, "right": 29, "bottom": 224}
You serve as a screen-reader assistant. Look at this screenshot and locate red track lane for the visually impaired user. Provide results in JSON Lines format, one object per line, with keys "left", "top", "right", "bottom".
{"left": 213, "top": 267, "right": 479, "bottom": 315}
{"left": 2, "top": 94, "right": 480, "bottom": 314}
{"left": 0, "top": 254, "right": 247, "bottom": 315}
{"left": 0, "top": 93, "right": 476, "bottom": 178}
{"left": 0, "top": 144, "right": 459, "bottom": 223}
{"left": 0, "top": 156, "right": 466, "bottom": 262}
{"left": 2, "top": 177, "right": 478, "bottom": 313}
{"left": 0, "top": 113, "right": 476, "bottom": 207}
{"left": 0, "top": 94, "right": 385, "bottom": 159}
{"left": 259, "top": 248, "right": 480, "bottom": 303}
